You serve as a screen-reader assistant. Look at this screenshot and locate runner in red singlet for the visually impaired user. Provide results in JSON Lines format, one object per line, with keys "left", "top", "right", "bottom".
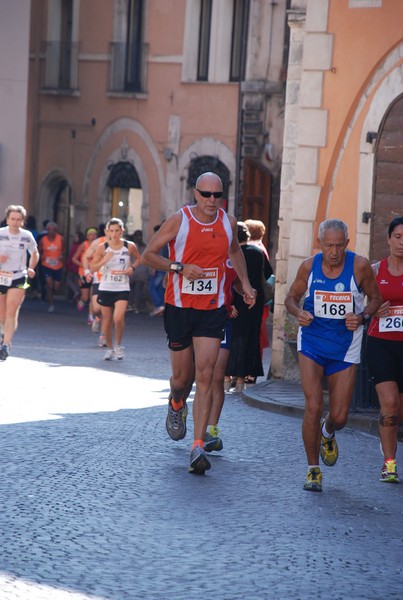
{"left": 141, "top": 172, "right": 256, "bottom": 475}
{"left": 367, "top": 216, "right": 403, "bottom": 484}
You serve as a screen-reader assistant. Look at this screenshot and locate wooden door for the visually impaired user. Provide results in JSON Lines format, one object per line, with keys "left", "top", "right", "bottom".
{"left": 241, "top": 158, "right": 271, "bottom": 250}
{"left": 371, "top": 95, "right": 403, "bottom": 262}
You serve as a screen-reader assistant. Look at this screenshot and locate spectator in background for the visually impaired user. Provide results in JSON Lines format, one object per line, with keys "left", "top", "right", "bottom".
{"left": 244, "top": 219, "right": 269, "bottom": 259}
{"left": 26, "top": 215, "right": 39, "bottom": 241}
{"left": 245, "top": 218, "right": 272, "bottom": 364}
{"left": 39, "top": 221, "right": 64, "bottom": 313}
{"left": 204, "top": 258, "right": 238, "bottom": 452}
{"left": 72, "top": 227, "right": 98, "bottom": 322}
{"left": 148, "top": 223, "right": 168, "bottom": 317}
{"left": 128, "top": 229, "right": 149, "bottom": 313}
{"left": 65, "top": 231, "right": 84, "bottom": 303}
{"left": 226, "top": 222, "right": 273, "bottom": 392}
{"left": 37, "top": 219, "right": 50, "bottom": 301}
{"left": 82, "top": 230, "right": 108, "bottom": 345}
{"left": 25, "top": 215, "right": 40, "bottom": 299}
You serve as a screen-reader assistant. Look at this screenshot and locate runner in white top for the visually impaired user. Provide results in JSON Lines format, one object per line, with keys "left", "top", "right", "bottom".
{"left": 0, "top": 205, "right": 39, "bottom": 361}
{"left": 90, "top": 218, "right": 140, "bottom": 360}
{"left": 82, "top": 233, "right": 108, "bottom": 345}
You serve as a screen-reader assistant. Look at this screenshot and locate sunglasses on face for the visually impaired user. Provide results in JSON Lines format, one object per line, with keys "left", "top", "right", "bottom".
{"left": 195, "top": 189, "right": 223, "bottom": 199}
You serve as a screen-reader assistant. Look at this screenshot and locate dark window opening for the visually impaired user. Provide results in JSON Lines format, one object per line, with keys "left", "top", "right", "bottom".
{"left": 125, "top": 0, "right": 144, "bottom": 91}
{"left": 197, "top": 0, "right": 212, "bottom": 81}
{"left": 58, "top": 0, "right": 73, "bottom": 87}
{"left": 109, "top": 0, "right": 145, "bottom": 93}
{"left": 230, "top": 0, "right": 249, "bottom": 82}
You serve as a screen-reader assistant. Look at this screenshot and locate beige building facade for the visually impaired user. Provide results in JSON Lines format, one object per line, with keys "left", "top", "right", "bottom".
{"left": 0, "top": 0, "right": 31, "bottom": 213}
{"left": 22, "top": 0, "right": 288, "bottom": 253}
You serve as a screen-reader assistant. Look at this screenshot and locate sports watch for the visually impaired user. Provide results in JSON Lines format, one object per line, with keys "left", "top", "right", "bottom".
{"left": 359, "top": 312, "right": 370, "bottom": 323}
{"left": 170, "top": 261, "right": 183, "bottom": 272}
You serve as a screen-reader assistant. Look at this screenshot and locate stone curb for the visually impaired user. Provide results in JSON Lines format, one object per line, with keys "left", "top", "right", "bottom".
{"left": 240, "top": 380, "right": 393, "bottom": 439}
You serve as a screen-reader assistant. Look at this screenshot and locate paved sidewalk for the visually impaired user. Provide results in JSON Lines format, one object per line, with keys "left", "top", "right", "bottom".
{"left": 242, "top": 378, "right": 394, "bottom": 439}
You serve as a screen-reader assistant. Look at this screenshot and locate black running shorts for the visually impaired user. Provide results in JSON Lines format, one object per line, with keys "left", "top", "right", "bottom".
{"left": 366, "top": 335, "right": 403, "bottom": 391}
{"left": 0, "top": 276, "right": 26, "bottom": 295}
{"left": 164, "top": 303, "right": 226, "bottom": 351}
{"left": 97, "top": 290, "right": 130, "bottom": 307}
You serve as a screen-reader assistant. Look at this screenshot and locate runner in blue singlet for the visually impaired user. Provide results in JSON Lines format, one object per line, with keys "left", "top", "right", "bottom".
{"left": 285, "top": 219, "right": 382, "bottom": 493}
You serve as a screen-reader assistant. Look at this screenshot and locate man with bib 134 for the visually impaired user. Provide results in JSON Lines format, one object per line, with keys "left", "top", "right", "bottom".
{"left": 141, "top": 172, "right": 256, "bottom": 475}
{"left": 285, "top": 218, "right": 382, "bottom": 493}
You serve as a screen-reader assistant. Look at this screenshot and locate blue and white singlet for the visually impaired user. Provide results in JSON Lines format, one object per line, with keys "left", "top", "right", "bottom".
{"left": 297, "top": 251, "right": 365, "bottom": 363}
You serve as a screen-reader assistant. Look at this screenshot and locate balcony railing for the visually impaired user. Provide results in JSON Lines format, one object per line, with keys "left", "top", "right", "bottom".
{"left": 41, "top": 41, "right": 79, "bottom": 93}
{"left": 108, "top": 42, "right": 147, "bottom": 94}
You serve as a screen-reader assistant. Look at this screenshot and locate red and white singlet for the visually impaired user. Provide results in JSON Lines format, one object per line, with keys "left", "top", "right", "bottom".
{"left": 164, "top": 206, "right": 233, "bottom": 310}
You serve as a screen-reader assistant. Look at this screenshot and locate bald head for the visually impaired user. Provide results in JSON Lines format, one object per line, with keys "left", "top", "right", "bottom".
{"left": 195, "top": 172, "right": 223, "bottom": 190}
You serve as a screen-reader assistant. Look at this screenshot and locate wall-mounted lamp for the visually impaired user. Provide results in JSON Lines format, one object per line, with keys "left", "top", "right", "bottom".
{"left": 163, "top": 147, "right": 174, "bottom": 161}
{"left": 366, "top": 131, "right": 377, "bottom": 144}
{"left": 164, "top": 147, "right": 179, "bottom": 164}
{"left": 264, "top": 143, "right": 274, "bottom": 161}
{"left": 362, "top": 211, "right": 372, "bottom": 224}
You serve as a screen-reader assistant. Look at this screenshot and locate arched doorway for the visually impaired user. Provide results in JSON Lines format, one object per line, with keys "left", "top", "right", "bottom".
{"left": 187, "top": 156, "right": 231, "bottom": 209}
{"left": 371, "top": 94, "right": 403, "bottom": 261}
{"left": 38, "top": 171, "right": 73, "bottom": 246}
{"left": 107, "top": 161, "right": 143, "bottom": 235}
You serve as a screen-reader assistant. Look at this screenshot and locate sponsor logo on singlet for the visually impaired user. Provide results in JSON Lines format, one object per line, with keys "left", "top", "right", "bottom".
{"left": 335, "top": 282, "right": 345, "bottom": 292}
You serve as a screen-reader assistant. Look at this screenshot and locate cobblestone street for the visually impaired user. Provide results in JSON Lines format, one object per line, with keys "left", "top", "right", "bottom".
{"left": 0, "top": 299, "right": 401, "bottom": 599}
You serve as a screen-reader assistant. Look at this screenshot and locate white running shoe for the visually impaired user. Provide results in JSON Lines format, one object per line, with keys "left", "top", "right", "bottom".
{"left": 48, "top": 305, "right": 55, "bottom": 313}
{"left": 98, "top": 335, "right": 107, "bottom": 347}
{"left": 103, "top": 347, "right": 115, "bottom": 361}
{"left": 114, "top": 345, "right": 125, "bottom": 360}
{"left": 149, "top": 306, "right": 165, "bottom": 317}
{"left": 91, "top": 318, "right": 100, "bottom": 333}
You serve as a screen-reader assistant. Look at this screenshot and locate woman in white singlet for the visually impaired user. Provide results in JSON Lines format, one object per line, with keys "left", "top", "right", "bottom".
{"left": 91, "top": 218, "right": 140, "bottom": 361}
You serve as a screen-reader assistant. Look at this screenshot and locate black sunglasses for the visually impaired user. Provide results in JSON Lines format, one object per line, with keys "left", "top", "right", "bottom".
{"left": 195, "top": 189, "right": 223, "bottom": 199}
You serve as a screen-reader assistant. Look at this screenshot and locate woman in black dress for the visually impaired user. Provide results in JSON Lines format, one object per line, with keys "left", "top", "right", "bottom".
{"left": 226, "top": 222, "right": 273, "bottom": 392}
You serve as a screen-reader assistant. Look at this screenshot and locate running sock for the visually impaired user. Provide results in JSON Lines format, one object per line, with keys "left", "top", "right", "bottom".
{"left": 171, "top": 398, "right": 184, "bottom": 411}
{"left": 192, "top": 439, "right": 204, "bottom": 449}
{"left": 321, "top": 421, "right": 333, "bottom": 438}
{"left": 308, "top": 465, "right": 320, "bottom": 470}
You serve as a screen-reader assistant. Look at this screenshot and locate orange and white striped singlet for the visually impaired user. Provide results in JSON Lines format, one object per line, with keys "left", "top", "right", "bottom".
{"left": 164, "top": 205, "right": 233, "bottom": 310}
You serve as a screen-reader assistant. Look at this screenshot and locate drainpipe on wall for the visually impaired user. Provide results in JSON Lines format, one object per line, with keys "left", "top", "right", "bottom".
{"left": 234, "top": 1, "right": 250, "bottom": 218}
